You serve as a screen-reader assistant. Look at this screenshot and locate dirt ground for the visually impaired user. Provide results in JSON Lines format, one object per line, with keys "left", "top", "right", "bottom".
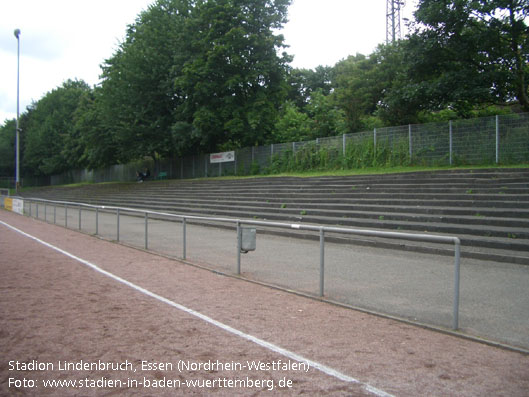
{"left": 1, "top": 209, "right": 528, "bottom": 396}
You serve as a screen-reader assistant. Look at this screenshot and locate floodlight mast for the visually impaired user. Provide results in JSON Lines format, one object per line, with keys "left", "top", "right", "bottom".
{"left": 14, "top": 28, "right": 21, "bottom": 192}
{"left": 386, "top": 0, "right": 403, "bottom": 44}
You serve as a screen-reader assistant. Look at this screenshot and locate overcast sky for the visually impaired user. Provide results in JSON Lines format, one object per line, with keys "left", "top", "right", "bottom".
{"left": 0, "top": 0, "right": 417, "bottom": 123}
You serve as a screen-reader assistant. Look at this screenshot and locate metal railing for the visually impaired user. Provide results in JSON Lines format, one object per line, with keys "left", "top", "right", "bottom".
{"left": 20, "top": 197, "right": 462, "bottom": 330}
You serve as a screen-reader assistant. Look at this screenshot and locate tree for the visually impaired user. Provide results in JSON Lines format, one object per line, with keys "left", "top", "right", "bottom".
{"left": 23, "top": 80, "right": 91, "bottom": 176}
{"left": 99, "top": 0, "right": 192, "bottom": 164}
{"left": 273, "top": 101, "right": 312, "bottom": 142}
{"left": 401, "top": 0, "right": 529, "bottom": 114}
{"left": 286, "top": 66, "right": 333, "bottom": 110}
{"left": 332, "top": 52, "right": 392, "bottom": 131}
{"left": 174, "top": 0, "right": 292, "bottom": 151}
{"left": 305, "top": 90, "right": 347, "bottom": 137}
{"left": 99, "top": 0, "right": 291, "bottom": 160}
{"left": 74, "top": 88, "right": 118, "bottom": 169}
{"left": 0, "top": 119, "right": 16, "bottom": 177}
{"left": 373, "top": 41, "right": 425, "bottom": 125}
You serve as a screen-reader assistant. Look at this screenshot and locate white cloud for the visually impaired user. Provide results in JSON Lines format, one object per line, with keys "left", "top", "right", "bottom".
{"left": 0, "top": 0, "right": 417, "bottom": 123}
{"left": 0, "top": 0, "right": 153, "bottom": 122}
{"left": 283, "top": 0, "right": 387, "bottom": 68}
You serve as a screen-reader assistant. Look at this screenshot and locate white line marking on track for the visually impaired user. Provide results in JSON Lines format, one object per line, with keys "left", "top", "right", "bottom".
{"left": 1, "top": 220, "right": 393, "bottom": 397}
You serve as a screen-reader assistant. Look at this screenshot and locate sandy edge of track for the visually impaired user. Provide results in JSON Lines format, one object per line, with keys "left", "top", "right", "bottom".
{"left": 1, "top": 210, "right": 528, "bottom": 396}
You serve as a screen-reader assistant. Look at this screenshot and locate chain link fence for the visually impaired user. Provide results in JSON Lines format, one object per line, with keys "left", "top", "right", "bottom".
{"left": 26, "top": 112, "right": 529, "bottom": 186}
{"left": 0, "top": 177, "right": 16, "bottom": 189}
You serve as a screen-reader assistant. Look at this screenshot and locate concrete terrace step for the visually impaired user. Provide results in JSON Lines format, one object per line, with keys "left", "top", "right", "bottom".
{"left": 42, "top": 195, "right": 528, "bottom": 258}
{"left": 34, "top": 191, "right": 529, "bottom": 211}
{"left": 21, "top": 168, "right": 529, "bottom": 263}
{"left": 99, "top": 178, "right": 529, "bottom": 189}
{"left": 103, "top": 202, "right": 529, "bottom": 242}
{"left": 30, "top": 195, "right": 529, "bottom": 253}
{"left": 28, "top": 190, "right": 529, "bottom": 219}
{"left": 45, "top": 195, "right": 529, "bottom": 228}
{"left": 57, "top": 196, "right": 529, "bottom": 220}
{"left": 107, "top": 187, "right": 529, "bottom": 195}
{"left": 54, "top": 188, "right": 529, "bottom": 203}
{"left": 29, "top": 173, "right": 529, "bottom": 196}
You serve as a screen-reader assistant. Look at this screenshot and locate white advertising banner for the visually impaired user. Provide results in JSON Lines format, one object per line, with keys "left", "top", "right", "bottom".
{"left": 11, "top": 198, "right": 24, "bottom": 215}
{"left": 210, "top": 151, "right": 235, "bottom": 163}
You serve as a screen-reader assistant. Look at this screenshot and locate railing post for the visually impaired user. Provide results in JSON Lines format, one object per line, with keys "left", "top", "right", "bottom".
{"left": 236, "top": 221, "right": 242, "bottom": 275}
{"left": 496, "top": 115, "right": 500, "bottom": 164}
{"left": 95, "top": 207, "right": 99, "bottom": 235}
{"left": 53, "top": 204, "right": 56, "bottom": 224}
{"left": 373, "top": 128, "right": 377, "bottom": 158}
{"left": 44, "top": 203, "right": 47, "bottom": 222}
{"left": 65, "top": 204, "right": 68, "bottom": 228}
{"left": 182, "top": 218, "right": 187, "bottom": 259}
{"left": 144, "top": 212, "right": 149, "bottom": 250}
{"left": 408, "top": 124, "right": 412, "bottom": 161}
{"left": 182, "top": 217, "right": 187, "bottom": 259}
{"left": 78, "top": 205, "right": 82, "bottom": 230}
{"left": 181, "top": 158, "right": 184, "bottom": 179}
{"left": 319, "top": 227, "right": 325, "bottom": 297}
{"left": 449, "top": 120, "right": 453, "bottom": 166}
{"left": 453, "top": 239, "right": 461, "bottom": 330}
{"left": 36, "top": 202, "right": 39, "bottom": 219}
{"left": 116, "top": 208, "right": 120, "bottom": 242}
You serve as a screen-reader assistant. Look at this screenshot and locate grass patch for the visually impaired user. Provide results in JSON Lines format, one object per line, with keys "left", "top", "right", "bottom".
{"left": 241, "top": 163, "right": 529, "bottom": 179}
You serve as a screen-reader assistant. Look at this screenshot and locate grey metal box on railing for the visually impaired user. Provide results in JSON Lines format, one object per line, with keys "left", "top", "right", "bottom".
{"left": 240, "top": 227, "right": 256, "bottom": 253}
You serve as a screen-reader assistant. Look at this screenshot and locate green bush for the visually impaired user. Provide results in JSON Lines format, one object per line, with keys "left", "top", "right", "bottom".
{"left": 260, "top": 135, "right": 414, "bottom": 174}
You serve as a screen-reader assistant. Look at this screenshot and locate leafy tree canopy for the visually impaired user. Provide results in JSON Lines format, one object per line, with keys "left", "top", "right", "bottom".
{"left": 286, "top": 66, "right": 333, "bottom": 109}
{"left": 399, "top": 0, "right": 529, "bottom": 116}
{"left": 174, "top": 0, "right": 292, "bottom": 152}
{"left": 99, "top": 0, "right": 292, "bottom": 161}
{"left": 99, "top": 0, "right": 193, "bottom": 163}
{"left": 0, "top": 119, "right": 16, "bottom": 176}
{"left": 23, "top": 79, "right": 91, "bottom": 176}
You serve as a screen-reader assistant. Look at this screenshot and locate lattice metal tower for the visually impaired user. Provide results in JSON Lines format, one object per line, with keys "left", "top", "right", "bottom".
{"left": 386, "top": 0, "right": 404, "bottom": 44}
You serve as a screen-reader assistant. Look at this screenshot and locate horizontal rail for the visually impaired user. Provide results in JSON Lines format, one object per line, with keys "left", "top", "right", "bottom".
{"left": 18, "top": 197, "right": 460, "bottom": 245}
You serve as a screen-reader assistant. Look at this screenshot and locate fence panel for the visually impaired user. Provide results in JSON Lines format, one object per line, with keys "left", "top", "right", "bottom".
{"left": 452, "top": 116, "right": 496, "bottom": 165}
{"left": 0, "top": 177, "right": 16, "bottom": 189}
{"left": 412, "top": 121, "right": 451, "bottom": 165}
{"left": 27, "top": 112, "right": 529, "bottom": 187}
{"left": 235, "top": 147, "right": 253, "bottom": 175}
{"left": 500, "top": 113, "right": 529, "bottom": 164}
{"left": 252, "top": 145, "right": 272, "bottom": 173}
{"left": 317, "top": 136, "right": 343, "bottom": 167}
{"left": 179, "top": 155, "right": 192, "bottom": 179}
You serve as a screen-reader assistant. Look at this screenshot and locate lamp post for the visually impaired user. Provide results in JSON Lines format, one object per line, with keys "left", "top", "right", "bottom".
{"left": 14, "top": 28, "right": 20, "bottom": 192}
